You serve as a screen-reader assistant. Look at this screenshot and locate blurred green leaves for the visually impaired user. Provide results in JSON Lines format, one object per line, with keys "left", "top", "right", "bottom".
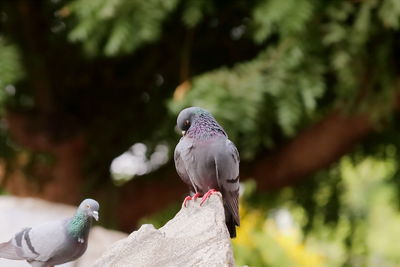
{"left": 252, "top": 0, "right": 314, "bottom": 43}
{"left": 67, "top": 0, "right": 216, "bottom": 56}
{"left": 181, "top": 0, "right": 214, "bottom": 28}
{"left": 0, "top": 39, "right": 24, "bottom": 113}
{"left": 379, "top": 0, "right": 400, "bottom": 29}
{"left": 67, "top": 0, "right": 179, "bottom": 56}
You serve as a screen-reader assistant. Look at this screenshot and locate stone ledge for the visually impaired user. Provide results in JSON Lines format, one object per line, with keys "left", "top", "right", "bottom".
{"left": 93, "top": 193, "right": 235, "bottom": 267}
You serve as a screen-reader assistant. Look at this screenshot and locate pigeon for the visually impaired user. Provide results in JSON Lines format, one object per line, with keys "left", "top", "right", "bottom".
{"left": 0, "top": 198, "right": 99, "bottom": 267}
{"left": 174, "top": 107, "right": 240, "bottom": 238}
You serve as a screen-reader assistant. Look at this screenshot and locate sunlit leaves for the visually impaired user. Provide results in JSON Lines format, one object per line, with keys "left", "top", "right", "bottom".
{"left": 252, "top": 0, "right": 314, "bottom": 43}
{"left": 67, "top": 0, "right": 179, "bottom": 56}
{"left": 379, "top": 0, "right": 400, "bottom": 29}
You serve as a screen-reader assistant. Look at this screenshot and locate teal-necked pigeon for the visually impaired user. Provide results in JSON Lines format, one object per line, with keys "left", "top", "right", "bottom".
{"left": 0, "top": 198, "right": 99, "bottom": 267}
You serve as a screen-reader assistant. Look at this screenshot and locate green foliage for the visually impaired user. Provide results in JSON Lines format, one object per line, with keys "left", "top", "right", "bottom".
{"left": 323, "top": 0, "right": 399, "bottom": 116}
{"left": 0, "top": 39, "right": 24, "bottom": 159}
{"left": 181, "top": 0, "right": 214, "bottom": 28}
{"left": 0, "top": 39, "right": 24, "bottom": 112}
{"left": 67, "top": 0, "right": 219, "bottom": 56}
{"left": 252, "top": 0, "right": 315, "bottom": 43}
{"left": 67, "top": 0, "right": 179, "bottom": 56}
{"left": 379, "top": 0, "right": 400, "bottom": 29}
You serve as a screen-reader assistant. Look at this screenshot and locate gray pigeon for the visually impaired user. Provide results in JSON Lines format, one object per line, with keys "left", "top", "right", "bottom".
{"left": 0, "top": 198, "right": 99, "bottom": 267}
{"left": 174, "top": 107, "right": 240, "bottom": 238}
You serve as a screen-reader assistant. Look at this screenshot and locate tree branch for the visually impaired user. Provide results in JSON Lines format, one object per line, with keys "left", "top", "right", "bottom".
{"left": 252, "top": 111, "right": 373, "bottom": 190}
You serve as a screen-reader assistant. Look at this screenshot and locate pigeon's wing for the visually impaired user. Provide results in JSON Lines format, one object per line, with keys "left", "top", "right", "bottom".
{"left": 10, "top": 220, "right": 67, "bottom": 262}
{"left": 174, "top": 138, "right": 196, "bottom": 192}
{"left": 214, "top": 139, "right": 240, "bottom": 227}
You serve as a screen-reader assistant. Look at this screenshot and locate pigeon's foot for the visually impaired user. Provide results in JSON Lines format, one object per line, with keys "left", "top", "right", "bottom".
{"left": 183, "top": 193, "right": 201, "bottom": 207}
{"left": 200, "top": 189, "right": 218, "bottom": 206}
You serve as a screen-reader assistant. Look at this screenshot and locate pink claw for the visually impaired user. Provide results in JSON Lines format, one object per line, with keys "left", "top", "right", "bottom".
{"left": 183, "top": 195, "right": 192, "bottom": 207}
{"left": 200, "top": 189, "right": 218, "bottom": 206}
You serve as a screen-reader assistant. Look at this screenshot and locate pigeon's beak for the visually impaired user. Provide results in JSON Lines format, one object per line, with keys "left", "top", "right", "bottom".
{"left": 182, "top": 130, "right": 186, "bottom": 136}
{"left": 92, "top": 211, "right": 99, "bottom": 221}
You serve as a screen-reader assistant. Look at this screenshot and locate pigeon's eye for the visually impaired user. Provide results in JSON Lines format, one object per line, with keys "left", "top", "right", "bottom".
{"left": 183, "top": 120, "right": 190, "bottom": 129}
{"left": 86, "top": 204, "right": 90, "bottom": 209}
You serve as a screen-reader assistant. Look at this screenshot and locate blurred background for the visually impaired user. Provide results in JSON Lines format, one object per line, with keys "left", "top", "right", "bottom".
{"left": 0, "top": 0, "right": 400, "bottom": 266}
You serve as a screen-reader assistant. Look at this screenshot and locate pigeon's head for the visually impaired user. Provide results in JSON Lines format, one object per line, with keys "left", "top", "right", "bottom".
{"left": 177, "top": 107, "right": 212, "bottom": 136}
{"left": 78, "top": 198, "right": 100, "bottom": 221}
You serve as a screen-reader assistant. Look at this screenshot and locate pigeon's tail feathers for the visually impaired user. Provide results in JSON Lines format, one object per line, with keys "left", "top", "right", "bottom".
{"left": 225, "top": 211, "right": 237, "bottom": 238}
{"left": 225, "top": 189, "right": 240, "bottom": 226}
{"left": 222, "top": 188, "right": 240, "bottom": 238}
{"left": 0, "top": 240, "right": 22, "bottom": 260}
